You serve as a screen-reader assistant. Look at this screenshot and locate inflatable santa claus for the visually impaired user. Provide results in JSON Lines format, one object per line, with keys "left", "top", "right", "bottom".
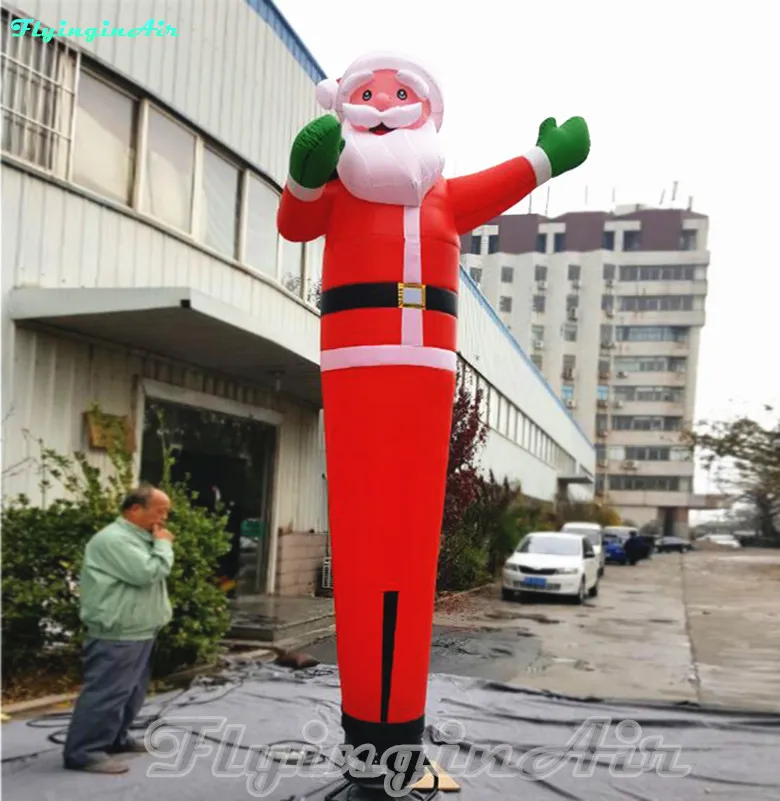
{"left": 277, "top": 51, "right": 589, "bottom": 785}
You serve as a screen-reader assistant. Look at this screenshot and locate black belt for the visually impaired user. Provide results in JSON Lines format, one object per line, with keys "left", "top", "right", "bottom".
{"left": 320, "top": 282, "right": 458, "bottom": 317}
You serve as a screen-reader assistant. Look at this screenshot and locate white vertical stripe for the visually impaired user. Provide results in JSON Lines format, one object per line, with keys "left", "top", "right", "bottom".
{"left": 524, "top": 146, "right": 552, "bottom": 186}
{"left": 402, "top": 206, "right": 423, "bottom": 346}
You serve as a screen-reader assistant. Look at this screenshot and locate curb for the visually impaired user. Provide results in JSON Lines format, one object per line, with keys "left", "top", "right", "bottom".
{"left": 3, "top": 692, "right": 80, "bottom": 715}
{"left": 435, "top": 582, "right": 495, "bottom": 606}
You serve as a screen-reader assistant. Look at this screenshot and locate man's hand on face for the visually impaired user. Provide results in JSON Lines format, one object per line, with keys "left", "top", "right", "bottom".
{"left": 153, "top": 526, "right": 175, "bottom": 542}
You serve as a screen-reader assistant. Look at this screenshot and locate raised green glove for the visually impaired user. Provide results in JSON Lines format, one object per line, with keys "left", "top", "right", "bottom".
{"left": 536, "top": 116, "right": 590, "bottom": 178}
{"left": 289, "top": 115, "right": 344, "bottom": 190}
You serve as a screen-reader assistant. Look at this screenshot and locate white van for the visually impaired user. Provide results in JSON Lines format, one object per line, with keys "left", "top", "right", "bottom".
{"left": 561, "top": 522, "right": 605, "bottom": 576}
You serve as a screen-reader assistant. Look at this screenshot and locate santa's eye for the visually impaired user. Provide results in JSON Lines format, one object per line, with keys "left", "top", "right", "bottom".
{"left": 397, "top": 89, "right": 408, "bottom": 100}
{"left": 362, "top": 90, "right": 372, "bottom": 101}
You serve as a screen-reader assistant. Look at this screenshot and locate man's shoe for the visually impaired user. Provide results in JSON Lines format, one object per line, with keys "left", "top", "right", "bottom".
{"left": 65, "top": 758, "right": 129, "bottom": 774}
{"left": 110, "top": 739, "right": 148, "bottom": 755}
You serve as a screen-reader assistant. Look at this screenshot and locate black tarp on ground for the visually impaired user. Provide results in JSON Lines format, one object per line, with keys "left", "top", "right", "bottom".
{"left": 3, "top": 663, "right": 779, "bottom": 800}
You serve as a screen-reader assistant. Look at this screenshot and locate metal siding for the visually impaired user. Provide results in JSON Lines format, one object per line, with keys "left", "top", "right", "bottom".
{"left": 482, "top": 433, "right": 558, "bottom": 501}
{"left": 4, "top": 326, "right": 323, "bottom": 531}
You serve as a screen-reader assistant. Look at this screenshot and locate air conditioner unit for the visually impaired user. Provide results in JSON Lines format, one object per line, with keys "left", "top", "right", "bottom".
{"left": 598, "top": 373, "right": 611, "bottom": 381}
{"left": 565, "top": 399, "right": 576, "bottom": 409}
{"left": 537, "top": 280, "right": 547, "bottom": 291}
{"left": 597, "top": 429, "right": 608, "bottom": 438}
{"left": 605, "top": 310, "right": 615, "bottom": 318}
{"left": 613, "top": 400, "right": 624, "bottom": 409}
{"left": 597, "top": 399, "right": 608, "bottom": 409}
{"left": 571, "top": 280, "right": 581, "bottom": 290}
{"left": 617, "top": 371, "right": 628, "bottom": 378}
{"left": 605, "top": 279, "right": 615, "bottom": 289}
{"left": 562, "top": 368, "right": 575, "bottom": 380}
{"left": 600, "top": 341, "right": 614, "bottom": 350}
{"left": 597, "top": 459, "right": 608, "bottom": 469}
{"left": 622, "top": 460, "right": 637, "bottom": 470}
{"left": 568, "top": 309, "right": 579, "bottom": 321}
{"left": 533, "top": 339, "right": 544, "bottom": 350}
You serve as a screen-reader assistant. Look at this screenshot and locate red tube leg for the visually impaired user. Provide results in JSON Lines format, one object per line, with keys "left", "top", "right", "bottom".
{"left": 322, "top": 364, "right": 455, "bottom": 751}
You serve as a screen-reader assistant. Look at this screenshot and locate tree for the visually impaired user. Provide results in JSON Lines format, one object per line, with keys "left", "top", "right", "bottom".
{"left": 685, "top": 411, "right": 780, "bottom": 541}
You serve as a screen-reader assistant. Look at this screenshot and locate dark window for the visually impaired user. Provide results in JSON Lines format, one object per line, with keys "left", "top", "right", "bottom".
{"left": 600, "top": 324, "right": 614, "bottom": 343}
{"left": 595, "top": 444, "right": 607, "bottom": 461}
{"left": 469, "top": 267, "right": 482, "bottom": 283}
{"left": 608, "top": 475, "right": 689, "bottom": 492}
{"left": 563, "top": 323, "right": 577, "bottom": 342}
{"left": 603, "top": 231, "right": 615, "bottom": 250}
{"left": 469, "top": 236, "right": 481, "bottom": 254}
{"left": 488, "top": 234, "right": 500, "bottom": 254}
{"left": 679, "top": 230, "right": 697, "bottom": 251}
{"left": 533, "top": 294, "right": 546, "bottom": 313}
{"left": 596, "top": 475, "right": 605, "bottom": 494}
{"left": 568, "top": 264, "right": 581, "bottom": 281}
{"left": 603, "top": 263, "right": 616, "bottom": 280}
{"left": 623, "top": 230, "right": 641, "bottom": 251}
{"left": 499, "top": 296, "right": 512, "bottom": 313}
{"left": 598, "top": 359, "right": 610, "bottom": 378}
{"left": 618, "top": 295, "right": 695, "bottom": 312}
{"left": 596, "top": 414, "right": 608, "bottom": 430}
{"left": 567, "top": 294, "right": 579, "bottom": 309}
{"left": 620, "top": 265, "right": 638, "bottom": 281}
{"left": 534, "top": 265, "right": 548, "bottom": 281}
{"left": 563, "top": 354, "right": 576, "bottom": 369}
{"left": 602, "top": 294, "right": 614, "bottom": 311}
{"left": 531, "top": 354, "right": 543, "bottom": 370}
{"left": 501, "top": 266, "right": 514, "bottom": 283}
{"left": 554, "top": 233, "right": 566, "bottom": 252}
{"left": 535, "top": 233, "right": 547, "bottom": 253}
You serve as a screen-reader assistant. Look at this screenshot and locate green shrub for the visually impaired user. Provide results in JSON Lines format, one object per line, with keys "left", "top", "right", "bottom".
{"left": 1, "top": 409, "right": 232, "bottom": 686}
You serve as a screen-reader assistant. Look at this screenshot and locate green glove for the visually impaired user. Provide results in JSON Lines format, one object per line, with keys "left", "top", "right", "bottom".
{"left": 535, "top": 116, "right": 590, "bottom": 178}
{"left": 289, "top": 115, "right": 344, "bottom": 190}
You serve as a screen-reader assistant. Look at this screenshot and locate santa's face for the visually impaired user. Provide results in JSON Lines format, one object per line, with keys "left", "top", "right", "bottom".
{"left": 337, "top": 68, "right": 445, "bottom": 206}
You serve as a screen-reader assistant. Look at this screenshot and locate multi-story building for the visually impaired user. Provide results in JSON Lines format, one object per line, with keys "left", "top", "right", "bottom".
{"left": 462, "top": 206, "right": 711, "bottom": 535}
{"left": 1, "top": 0, "right": 593, "bottom": 596}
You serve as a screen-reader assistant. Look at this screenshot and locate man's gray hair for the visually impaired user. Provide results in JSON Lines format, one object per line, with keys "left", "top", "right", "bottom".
{"left": 121, "top": 484, "right": 157, "bottom": 511}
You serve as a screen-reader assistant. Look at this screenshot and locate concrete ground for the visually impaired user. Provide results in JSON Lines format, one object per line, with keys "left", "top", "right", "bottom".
{"left": 306, "top": 548, "right": 780, "bottom": 712}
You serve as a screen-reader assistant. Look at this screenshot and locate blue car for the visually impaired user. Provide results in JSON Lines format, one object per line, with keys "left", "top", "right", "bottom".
{"left": 604, "top": 536, "right": 627, "bottom": 565}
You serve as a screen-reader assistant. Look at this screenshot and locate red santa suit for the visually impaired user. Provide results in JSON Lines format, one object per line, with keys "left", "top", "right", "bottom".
{"left": 277, "top": 54, "right": 552, "bottom": 762}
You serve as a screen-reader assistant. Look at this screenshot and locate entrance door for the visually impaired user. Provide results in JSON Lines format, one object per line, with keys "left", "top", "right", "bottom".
{"left": 139, "top": 396, "right": 276, "bottom": 595}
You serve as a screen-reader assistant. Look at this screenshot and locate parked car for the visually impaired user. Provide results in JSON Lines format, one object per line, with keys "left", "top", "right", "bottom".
{"left": 603, "top": 534, "right": 627, "bottom": 565}
{"left": 560, "top": 522, "right": 605, "bottom": 577}
{"left": 698, "top": 533, "right": 741, "bottom": 549}
{"left": 656, "top": 536, "right": 694, "bottom": 553}
{"left": 603, "top": 526, "right": 654, "bottom": 563}
{"left": 502, "top": 532, "right": 600, "bottom": 604}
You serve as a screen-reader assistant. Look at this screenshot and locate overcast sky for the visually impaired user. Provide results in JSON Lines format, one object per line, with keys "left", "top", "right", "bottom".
{"left": 275, "top": 0, "right": 779, "bottom": 485}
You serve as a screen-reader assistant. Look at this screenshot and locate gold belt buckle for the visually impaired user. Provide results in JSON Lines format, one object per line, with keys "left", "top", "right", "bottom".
{"left": 398, "top": 282, "right": 426, "bottom": 309}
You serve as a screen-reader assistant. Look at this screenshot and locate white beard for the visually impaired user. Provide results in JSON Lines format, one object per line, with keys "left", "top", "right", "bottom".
{"left": 337, "top": 117, "right": 445, "bottom": 207}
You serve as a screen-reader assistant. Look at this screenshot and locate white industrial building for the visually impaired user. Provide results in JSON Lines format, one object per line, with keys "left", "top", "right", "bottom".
{"left": 1, "top": 0, "right": 594, "bottom": 596}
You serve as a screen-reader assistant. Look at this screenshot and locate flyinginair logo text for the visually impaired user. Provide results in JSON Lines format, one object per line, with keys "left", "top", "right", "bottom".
{"left": 8, "top": 18, "right": 179, "bottom": 42}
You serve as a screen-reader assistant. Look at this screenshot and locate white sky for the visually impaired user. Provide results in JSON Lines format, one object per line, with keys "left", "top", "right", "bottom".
{"left": 275, "top": 0, "right": 779, "bottom": 477}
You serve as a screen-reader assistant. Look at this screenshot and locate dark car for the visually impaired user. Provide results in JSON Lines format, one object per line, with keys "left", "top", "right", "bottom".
{"left": 604, "top": 527, "right": 653, "bottom": 564}
{"left": 656, "top": 536, "right": 694, "bottom": 553}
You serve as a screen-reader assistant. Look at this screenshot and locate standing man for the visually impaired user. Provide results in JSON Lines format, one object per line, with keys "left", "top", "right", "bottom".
{"left": 63, "top": 485, "right": 175, "bottom": 774}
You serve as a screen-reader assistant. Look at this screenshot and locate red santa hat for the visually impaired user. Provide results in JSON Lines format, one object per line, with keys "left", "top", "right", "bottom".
{"left": 315, "top": 51, "right": 444, "bottom": 131}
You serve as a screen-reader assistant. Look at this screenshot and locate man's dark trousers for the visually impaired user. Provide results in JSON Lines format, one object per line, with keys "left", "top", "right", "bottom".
{"left": 64, "top": 638, "right": 155, "bottom": 768}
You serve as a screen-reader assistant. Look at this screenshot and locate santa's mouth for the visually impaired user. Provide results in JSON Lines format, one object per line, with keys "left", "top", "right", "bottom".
{"left": 370, "top": 123, "right": 393, "bottom": 135}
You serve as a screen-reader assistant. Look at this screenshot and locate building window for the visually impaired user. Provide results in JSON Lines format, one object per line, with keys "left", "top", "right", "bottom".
{"left": 561, "top": 384, "right": 575, "bottom": 401}
{"left": 608, "top": 475, "right": 690, "bottom": 492}
{"left": 533, "top": 294, "right": 546, "bottom": 313}
{"left": 535, "top": 233, "right": 547, "bottom": 253}
{"left": 1, "top": 11, "right": 77, "bottom": 174}
{"left": 501, "top": 266, "right": 514, "bottom": 283}
{"left": 531, "top": 324, "right": 544, "bottom": 342}
{"left": 616, "top": 326, "right": 689, "bottom": 343}
{"left": 200, "top": 146, "right": 240, "bottom": 258}
{"left": 554, "top": 233, "right": 566, "bottom": 252}
{"left": 598, "top": 359, "right": 611, "bottom": 379}
{"left": 280, "top": 238, "right": 305, "bottom": 296}
{"left": 488, "top": 234, "right": 500, "bottom": 254}
{"left": 566, "top": 293, "right": 579, "bottom": 309}
{"left": 534, "top": 264, "right": 548, "bottom": 281}
{"left": 596, "top": 475, "right": 605, "bottom": 494}
{"left": 499, "top": 296, "right": 513, "bottom": 313}
{"left": 143, "top": 107, "right": 196, "bottom": 232}
{"left": 597, "top": 385, "right": 609, "bottom": 401}
{"left": 618, "top": 295, "right": 695, "bottom": 312}
{"left": 600, "top": 324, "right": 614, "bottom": 344}
{"left": 470, "top": 236, "right": 482, "bottom": 254}
{"left": 613, "top": 356, "right": 687, "bottom": 374}
{"left": 488, "top": 387, "right": 500, "bottom": 429}
{"left": 623, "top": 230, "right": 641, "bottom": 251}
{"left": 596, "top": 414, "right": 608, "bottom": 431}
{"left": 602, "top": 294, "right": 614, "bottom": 311}
{"left": 679, "top": 230, "right": 697, "bottom": 251}
{"left": 470, "top": 267, "right": 482, "bottom": 283}
{"left": 625, "top": 446, "right": 671, "bottom": 461}
{"left": 612, "top": 415, "right": 683, "bottom": 431}
{"left": 244, "top": 174, "right": 280, "bottom": 277}
{"left": 531, "top": 354, "right": 543, "bottom": 370}
{"left": 620, "top": 265, "right": 696, "bottom": 281}
{"left": 563, "top": 323, "right": 577, "bottom": 342}
{"left": 603, "top": 263, "right": 616, "bottom": 281}
{"left": 72, "top": 72, "right": 137, "bottom": 204}
{"left": 568, "top": 264, "right": 581, "bottom": 281}
{"left": 563, "top": 354, "right": 576, "bottom": 370}
{"left": 603, "top": 231, "right": 615, "bottom": 250}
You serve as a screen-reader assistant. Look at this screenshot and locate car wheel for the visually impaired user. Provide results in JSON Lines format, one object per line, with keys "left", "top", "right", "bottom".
{"left": 501, "top": 587, "right": 514, "bottom": 602}
{"left": 574, "top": 579, "right": 586, "bottom": 605}
{"left": 588, "top": 580, "right": 599, "bottom": 598}
{"left": 598, "top": 565, "right": 604, "bottom": 578}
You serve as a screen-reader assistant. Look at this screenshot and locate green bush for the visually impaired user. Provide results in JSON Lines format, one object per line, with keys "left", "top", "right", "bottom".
{"left": 1, "top": 410, "right": 232, "bottom": 686}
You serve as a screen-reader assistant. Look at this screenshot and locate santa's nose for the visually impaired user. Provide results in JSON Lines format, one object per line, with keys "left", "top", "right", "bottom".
{"left": 371, "top": 92, "right": 394, "bottom": 111}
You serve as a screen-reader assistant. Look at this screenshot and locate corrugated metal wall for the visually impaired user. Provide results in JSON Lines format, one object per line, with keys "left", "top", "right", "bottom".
{"left": 28, "top": 0, "right": 323, "bottom": 186}
{"left": 3, "top": 325, "right": 326, "bottom": 533}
